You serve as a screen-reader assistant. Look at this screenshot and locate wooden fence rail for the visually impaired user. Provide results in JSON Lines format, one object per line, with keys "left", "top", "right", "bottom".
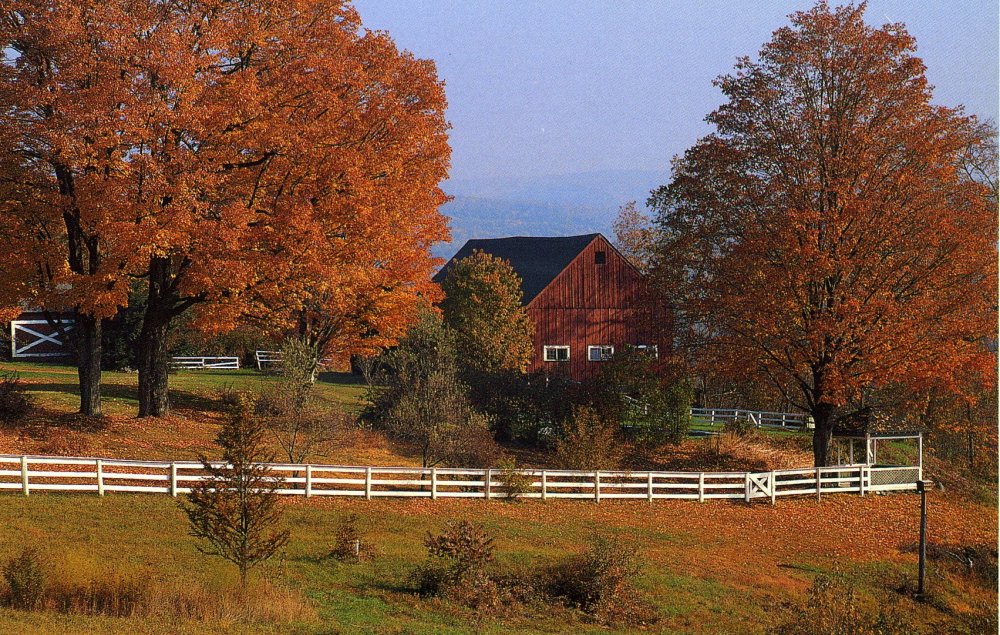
{"left": 689, "top": 407, "right": 811, "bottom": 429}
{"left": 0, "top": 455, "right": 920, "bottom": 502}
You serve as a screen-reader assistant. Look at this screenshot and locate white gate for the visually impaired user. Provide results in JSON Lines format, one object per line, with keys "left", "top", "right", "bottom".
{"left": 10, "top": 320, "right": 74, "bottom": 358}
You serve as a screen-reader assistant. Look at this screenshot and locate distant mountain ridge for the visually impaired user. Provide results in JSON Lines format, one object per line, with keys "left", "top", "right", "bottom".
{"left": 435, "top": 169, "right": 668, "bottom": 259}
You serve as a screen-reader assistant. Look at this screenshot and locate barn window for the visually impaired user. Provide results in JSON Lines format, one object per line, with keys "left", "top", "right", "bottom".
{"left": 543, "top": 345, "right": 570, "bottom": 362}
{"left": 594, "top": 250, "right": 606, "bottom": 264}
{"left": 635, "top": 344, "right": 659, "bottom": 359}
{"left": 587, "top": 345, "right": 614, "bottom": 362}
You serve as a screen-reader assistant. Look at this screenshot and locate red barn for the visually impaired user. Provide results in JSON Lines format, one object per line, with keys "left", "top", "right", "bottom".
{"left": 435, "top": 233, "right": 661, "bottom": 381}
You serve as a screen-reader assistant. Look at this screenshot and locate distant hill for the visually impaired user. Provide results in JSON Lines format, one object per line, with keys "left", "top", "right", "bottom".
{"left": 434, "top": 169, "right": 668, "bottom": 259}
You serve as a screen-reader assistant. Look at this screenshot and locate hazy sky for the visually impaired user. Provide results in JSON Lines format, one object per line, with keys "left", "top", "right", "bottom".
{"left": 353, "top": 0, "right": 999, "bottom": 183}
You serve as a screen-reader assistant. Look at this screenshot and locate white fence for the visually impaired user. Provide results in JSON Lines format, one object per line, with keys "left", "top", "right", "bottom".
{"left": 0, "top": 455, "right": 920, "bottom": 502}
{"left": 170, "top": 356, "right": 240, "bottom": 370}
{"left": 255, "top": 350, "right": 282, "bottom": 370}
{"left": 690, "top": 407, "right": 811, "bottom": 429}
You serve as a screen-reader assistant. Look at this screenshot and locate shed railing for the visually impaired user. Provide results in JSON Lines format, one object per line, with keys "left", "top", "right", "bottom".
{"left": 690, "top": 407, "right": 811, "bottom": 429}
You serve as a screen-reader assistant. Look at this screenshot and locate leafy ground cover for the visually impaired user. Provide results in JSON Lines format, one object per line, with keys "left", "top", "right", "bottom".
{"left": 0, "top": 488, "right": 994, "bottom": 634}
{"left": 0, "top": 361, "right": 994, "bottom": 634}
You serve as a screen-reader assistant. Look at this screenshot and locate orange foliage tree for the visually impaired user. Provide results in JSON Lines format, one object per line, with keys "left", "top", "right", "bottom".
{"left": 0, "top": 0, "right": 450, "bottom": 417}
{"left": 612, "top": 201, "right": 656, "bottom": 274}
{"left": 649, "top": 2, "right": 997, "bottom": 466}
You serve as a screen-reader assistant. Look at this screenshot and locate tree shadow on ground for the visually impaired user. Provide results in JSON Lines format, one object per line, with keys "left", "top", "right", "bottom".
{"left": 23, "top": 381, "right": 222, "bottom": 414}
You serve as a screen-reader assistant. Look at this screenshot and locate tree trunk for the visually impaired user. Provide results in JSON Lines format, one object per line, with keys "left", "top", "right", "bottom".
{"left": 137, "top": 310, "right": 170, "bottom": 418}
{"left": 75, "top": 314, "right": 102, "bottom": 417}
{"left": 811, "top": 403, "right": 836, "bottom": 467}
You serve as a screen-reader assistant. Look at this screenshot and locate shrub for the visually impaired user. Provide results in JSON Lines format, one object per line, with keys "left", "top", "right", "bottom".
{"left": 543, "top": 534, "right": 656, "bottom": 626}
{"left": 770, "top": 575, "right": 913, "bottom": 635}
{"left": 216, "top": 383, "right": 242, "bottom": 410}
{"left": 554, "top": 406, "right": 625, "bottom": 471}
{"left": 0, "top": 372, "right": 33, "bottom": 426}
{"left": 2, "top": 548, "right": 46, "bottom": 610}
{"left": 415, "top": 520, "right": 495, "bottom": 597}
{"left": 723, "top": 415, "right": 758, "bottom": 437}
{"left": 495, "top": 456, "right": 533, "bottom": 500}
{"left": 329, "top": 514, "right": 377, "bottom": 563}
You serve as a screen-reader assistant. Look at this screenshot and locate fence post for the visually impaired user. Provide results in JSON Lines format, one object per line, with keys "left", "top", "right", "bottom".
{"left": 431, "top": 468, "right": 438, "bottom": 500}
{"left": 20, "top": 456, "right": 28, "bottom": 496}
{"left": 769, "top": 470, "right": 776, "bottom": 504}
{"left": 816, "top": 468, "right": 822, "bottom": 501}
{"left": 484, "top": 468, "right": 492, "bottom": 501}
{"left": 698, "top": 472, "right": 705, "bottom": 503}
{"left": 541, "top": 470, "right": 547, "bottom": 501}
{"left": 170, "top": 463, "right": 178, "bottom": 497}
{"left": 594, "top": 471, "right": 601, "bottom": 503}
{"left": 744, "top": 473, "right": 751, "bottom": 503}
{"left": 305, "top": 465, "right": 313, "bottom": 498}
{"left": 859, "top": 465, "right": 865, "bottom": 497}
{"left": 647, "top": 472, "right": 654, "bottom": 503}
{"left": 96, "top": 459, "right": 104, "bottom": 496}
{"left": 364, "top": 467, "right": 372, "bottom": 500}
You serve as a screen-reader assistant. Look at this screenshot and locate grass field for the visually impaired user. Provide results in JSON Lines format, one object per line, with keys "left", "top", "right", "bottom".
{"left": 0, "top": 361, "right": 995, "bottom": 634}
{"left": 0, "top": 486, "right": 996, "bottom": 634}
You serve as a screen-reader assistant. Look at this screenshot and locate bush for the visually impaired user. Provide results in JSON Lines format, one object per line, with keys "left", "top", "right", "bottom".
{"left": 495, "top": 456, "right": 533, "bottom": 500}
{"left": 415, "top": 520, "right": 495, "bottom": 597}
{"left": 216, "top": 383, "right": 242, "bottom": 411}
{"left": 770, "top": 575, "right": 913, "bottom": 635}
{"left": 554, "top": 406, "right": 625, "bottom": 471}
{"left": 723, "top": 416, "right": 758, "bottom": 437}
{"left": 329, "top": 514, "right": 377, "bottom": 563}
{"left": 2, "top": 548, "right": 46, "bottom": 610}
{"left": 543, "top": 534, "right": 656, "bottom": 626}
{"left": 0, "top": 372, "right": 33, "bottom": 426}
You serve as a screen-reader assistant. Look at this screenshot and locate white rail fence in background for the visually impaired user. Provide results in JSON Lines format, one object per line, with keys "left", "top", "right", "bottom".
{"left": 690, "top": 407, "right": 811, "bottom": 429}
{"left": 255, "top": 350, "right": 282, "bottom": 370}
{"left": 0, "top": 455, "right": 919, "bottom": 502}
{"left": 170, "top": 356, "right": 240, "bottom": 370}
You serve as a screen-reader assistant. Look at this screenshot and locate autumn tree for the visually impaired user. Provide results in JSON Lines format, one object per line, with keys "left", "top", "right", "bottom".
{"left": 612, "top": 201, "right": 656, "bottom": 273}
{"left": 364, "top": 309, "right": 499, "bottom": 468}
{"left": 440, "top": 250, "right": 534, "bottom": 375}
{"left": 0, "top": 0, "right": 450, "bottom": 418}
{"left": 649, "top": 2, "right": 997, "bottom": 466}
{"left": 183, "top": 397, "right": 290, "bottom": 588}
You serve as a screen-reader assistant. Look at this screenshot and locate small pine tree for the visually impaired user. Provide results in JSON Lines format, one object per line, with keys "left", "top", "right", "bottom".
{"left": 182, "top": 397, "right": 290, "bottom": 587}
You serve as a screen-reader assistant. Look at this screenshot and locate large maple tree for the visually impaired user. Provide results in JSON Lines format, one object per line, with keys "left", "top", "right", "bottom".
{"left": 649, "top": 2, "right": 997, "bottom": 466}
{"left": 0, "top": 0, "right": 450, "bottom": 417}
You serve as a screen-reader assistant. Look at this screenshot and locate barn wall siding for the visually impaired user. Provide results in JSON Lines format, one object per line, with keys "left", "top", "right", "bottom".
{"left": 526, "top": 236, "right": 655, "bottom": 380}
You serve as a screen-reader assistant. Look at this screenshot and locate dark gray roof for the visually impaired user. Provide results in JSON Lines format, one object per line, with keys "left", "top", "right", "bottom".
{"left": 433, "top": 234, "right": 601, "bottom": 304}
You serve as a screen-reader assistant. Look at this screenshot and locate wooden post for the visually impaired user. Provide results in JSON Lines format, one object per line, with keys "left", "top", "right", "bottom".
{"left": 859, "top": 465, "right": 866, "bottom": 497}
{"left": 646, "top": 472, "right": 654, "bottom": 503}
{"left": 816, "top": 468, "right": 822, "bottom": 501}
{"left": 430, "top": 468, "right": 438, "bottom": 500}
{"left": 305, "top": 465, "right": 313, "bottom": 498}
{"left": 594, "top": 471, "right": 601, "bottom": 502}
{"left": 540, "top": 470, "right": 547, "bottom": 501}
{"left": 364, "top": 467, "right": 372, "bottom": 500}
{"left": 170, "top": 463, "right": 178, "bottom": 497}
{"left": 20, "top": 456, "right": 28, "bottom": 496}
{"left": 484, "top": 468, "right": 492, "bottom": 501}
{"left": 698, "top": 472, "right": 705, "bottom": 503}
{"left": 769, "top": 470, "right": 776, "bottom": 505}
{"left": 744, "top": 473, "right": 751, "bottom": 503}
{"left": 96, "top": 459, "right": 104, "bottom": 496}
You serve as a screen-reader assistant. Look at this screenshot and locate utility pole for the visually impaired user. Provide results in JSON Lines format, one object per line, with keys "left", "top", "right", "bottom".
{"left": 916, "top": 480, "right": 927, "bottom": 598}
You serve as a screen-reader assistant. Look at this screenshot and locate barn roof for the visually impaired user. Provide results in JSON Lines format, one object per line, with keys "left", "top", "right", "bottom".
{"left": 433, "top": 233, "right": 601, "bottom": 304}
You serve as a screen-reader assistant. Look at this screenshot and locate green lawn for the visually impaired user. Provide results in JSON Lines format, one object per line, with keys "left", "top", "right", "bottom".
{"left": 0, "top": 490, "right": 993, "bottom": 634}
{"left": 0, "top": 360, "right": 367, "bottom": 417}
